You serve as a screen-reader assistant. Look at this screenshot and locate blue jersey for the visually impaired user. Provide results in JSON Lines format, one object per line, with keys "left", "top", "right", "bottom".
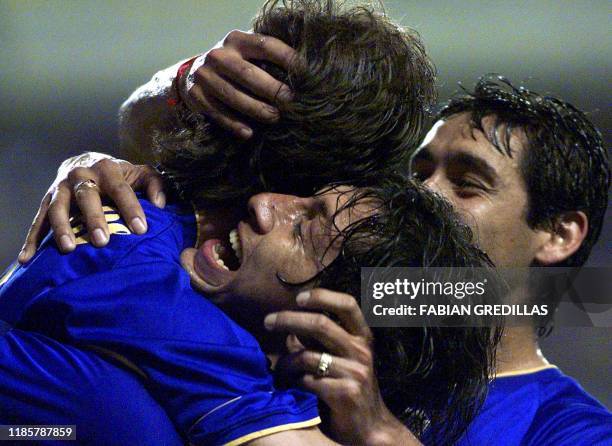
{"left": 456, "top": 366, "right": 612, "bottom": 446}
{"left": 0, "top": 199, "right": 319, "bottom": 445}
{"left": 0, "top": 322, "right": 183, "bottom": 445}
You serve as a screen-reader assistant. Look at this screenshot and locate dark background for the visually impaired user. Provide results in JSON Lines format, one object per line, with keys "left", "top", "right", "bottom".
{"left": 1, "top": 1, "right": 609, "bottom": 407}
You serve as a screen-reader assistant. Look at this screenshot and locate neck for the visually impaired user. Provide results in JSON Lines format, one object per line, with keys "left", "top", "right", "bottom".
{"left": 493, "top": 280, "right": 550, "bottom": 375}
{"left": 495, "top": 326, "right": 549, "bottom": 375}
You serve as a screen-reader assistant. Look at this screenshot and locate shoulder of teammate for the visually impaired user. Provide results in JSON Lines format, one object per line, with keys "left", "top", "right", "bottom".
{"left": 107, "top": 196, "right": 197, "bottom": 266}
{"left": 4, "top": 196, "right": 194, "bottom": 286}
{"left": 524, "top": 368, "right": 612, "bottom": 445}
{"left": 0, "top": 196, "right": 195, "bottom": 325}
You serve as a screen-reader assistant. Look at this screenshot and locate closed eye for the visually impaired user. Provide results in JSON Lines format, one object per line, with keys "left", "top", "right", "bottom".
{"left": 455, "top": 179, "right": 486, "bottom": 189}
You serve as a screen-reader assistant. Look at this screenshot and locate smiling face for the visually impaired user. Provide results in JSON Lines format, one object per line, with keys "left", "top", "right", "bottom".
{"left": 180, "top": 186, "right": 374, "bottom": 312}
{"left": 410, "top": 112, "right": 550, "bottom": 267}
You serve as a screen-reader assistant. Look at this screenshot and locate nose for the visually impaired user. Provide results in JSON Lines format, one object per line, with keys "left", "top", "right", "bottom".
{"left": 423, "top": 175, "right": 443, "bottom": 195}
{"left": 247, "top": 193, "right": 311, "bottom": 234}
{"left": 422, "top": 173, "right": 451, "bottom": 200}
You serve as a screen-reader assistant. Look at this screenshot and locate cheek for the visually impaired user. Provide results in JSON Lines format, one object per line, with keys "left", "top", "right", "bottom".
{"left": 226, "top": 239, "right": 319, "bottom": 308}
{"left": 225, "top": 263, "right": 292, "bottom": 311}
{"left": 472, "top": 207, "right": 539, "bottom": 266}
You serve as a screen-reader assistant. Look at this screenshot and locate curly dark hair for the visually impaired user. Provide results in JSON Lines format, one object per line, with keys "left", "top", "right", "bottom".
{"left": 156, "top": 0, "right": 436, "bottom": 208}
{"left": 155, "top": 2, "right": 498, "bottom": 443}
{"left": 437, "top": 74, "right": 609, "bottom": 269}
{"left": 306, "top": 176, "right": 503, "bottom": 445}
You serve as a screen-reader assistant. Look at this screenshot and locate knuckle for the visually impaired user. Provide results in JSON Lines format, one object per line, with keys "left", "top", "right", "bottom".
{"left": 352, "top": 365, "right": 370, "bottom": 384}
{"left": 345, "top": 295, "right": 359, "bottom": 309}
{"left": 84, "top": 213, "right": 105, "bottom": 228}
{"left": 67, "top": 167, "right": 89, "bottom": 183}
{"left": 239, "top": 63, "right": 254, "bottom": 79}
{"left": 274, "top": 311, "right": 290, "bottom": 327}
{"left": 49, "top": 215, "right": 68, "bottom": 234}
{"left": 216, "top": 83, "right": 231, "bottom": 100}
{"left": 312, "top": 314, "right": 329, "bottom": 331}
{"left": 224, "top": 29, "right": 242, "bottom": 45}
{"left": 343, "top": 295, "right": 359, "bottom": 313}
{"left": 94, "top": 158, "right": 115, "bottom": 171}
{"left": 255, "top": 34, "right": 267, "bottom": 49}
{"left": 342, "top": 381, "right": 361, "bottom": 401}
{"left": 312, "top": 288, "right": 330, "bottom": 302}
{"left": 281, "top": 49, "right": 295, "bottom": 65}
{"left": 205, "top": 48, "right": 224, "bottom": 65}
{"left": 354, "top": 343, "right": 373, "bottom": 365}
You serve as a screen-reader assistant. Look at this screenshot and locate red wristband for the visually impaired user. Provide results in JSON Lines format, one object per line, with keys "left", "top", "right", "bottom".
{"left": 167, "top": 56, "right": 199, "bottom": 108}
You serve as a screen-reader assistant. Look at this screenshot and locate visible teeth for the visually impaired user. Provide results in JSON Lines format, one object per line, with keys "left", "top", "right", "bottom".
{"left": 216, "top": 258, "right": 229, "bottom": 270}
{"left": 229, "top": 229, "right": 243, "bottom": 263}
{"left": 212, "top": 243, "right": 229, "bottom": 270}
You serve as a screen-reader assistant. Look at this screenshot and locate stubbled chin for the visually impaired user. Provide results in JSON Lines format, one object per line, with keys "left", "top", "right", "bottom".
{"left": 180, "top": 248, "right": 226, "bottom": 295}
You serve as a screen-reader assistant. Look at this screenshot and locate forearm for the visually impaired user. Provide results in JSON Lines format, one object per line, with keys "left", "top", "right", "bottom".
{"left": 118, "top": 59, "right": 188, "bottom": 163}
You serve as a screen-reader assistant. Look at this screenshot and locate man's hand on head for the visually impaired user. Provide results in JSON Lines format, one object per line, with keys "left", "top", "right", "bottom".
{"left": 180, "top": 30, "right": 295, "bottom": 139}
{"left": 18, "top": 153, "right": 165, "bottom": 264}
{"left": 265, "top": 288, "right": 422, "bottom": 446}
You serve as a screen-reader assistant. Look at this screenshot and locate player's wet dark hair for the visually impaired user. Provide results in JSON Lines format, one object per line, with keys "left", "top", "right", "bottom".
{"left": 308, "top": 176, "right": 503, "bottom": 445}
{"left": 155, "top": 0, "right": 436, "bottom": 207}
{"left": 438, "top": 74, "right": 609, "bottom": 269}
{"left": 155, "top": 2, "right": 496, "bottom": 442}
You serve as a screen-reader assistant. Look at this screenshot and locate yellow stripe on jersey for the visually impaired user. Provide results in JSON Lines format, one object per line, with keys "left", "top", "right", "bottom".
{"left": 71, "top": 206, "right": 132, "bottom": 245}
{"left": 494, "top": 364, "right": 558, "bottom": 379}
{"left": 0, "top": 263, "right": 19, "bottom": 287}
{"left": 224, "top": 417, "right": 322, "bottom": 446}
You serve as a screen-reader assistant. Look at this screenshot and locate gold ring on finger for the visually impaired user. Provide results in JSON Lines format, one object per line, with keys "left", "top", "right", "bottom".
{"left": 316, "top": 352, "right": 333, "bottom": 377}
{"left": 73, "top": 179, "right": 99, "bottom": 194}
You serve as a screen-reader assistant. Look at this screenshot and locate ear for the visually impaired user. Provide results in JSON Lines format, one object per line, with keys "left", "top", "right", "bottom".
{"left": 534, "top": 211, "right": 588, "bottom": 265}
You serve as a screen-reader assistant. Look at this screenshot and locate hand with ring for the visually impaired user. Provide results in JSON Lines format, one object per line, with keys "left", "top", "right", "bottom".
{"left": 316, "top": 352, "right": 333, "bottom": 377}
{"left": 18, "top": 152, "right": 165, "bottom": 263}
{"left": 264, "top": 288, "right": 421, "bottom": 446}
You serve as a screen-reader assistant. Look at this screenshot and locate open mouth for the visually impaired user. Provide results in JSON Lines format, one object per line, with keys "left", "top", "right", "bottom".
{"left": 193, "top": 223, "right": 245, "bottom": 288}
{"left": 209, "top": 228, "right": 243, "bottom": 271}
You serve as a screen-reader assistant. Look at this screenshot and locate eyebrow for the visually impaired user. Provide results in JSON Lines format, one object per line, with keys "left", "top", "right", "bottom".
{"left": 449, "top": 152, "right": 499, "bottom": 185}
{"left": 412, "top": 146, "right": 499, "bottom": 186}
